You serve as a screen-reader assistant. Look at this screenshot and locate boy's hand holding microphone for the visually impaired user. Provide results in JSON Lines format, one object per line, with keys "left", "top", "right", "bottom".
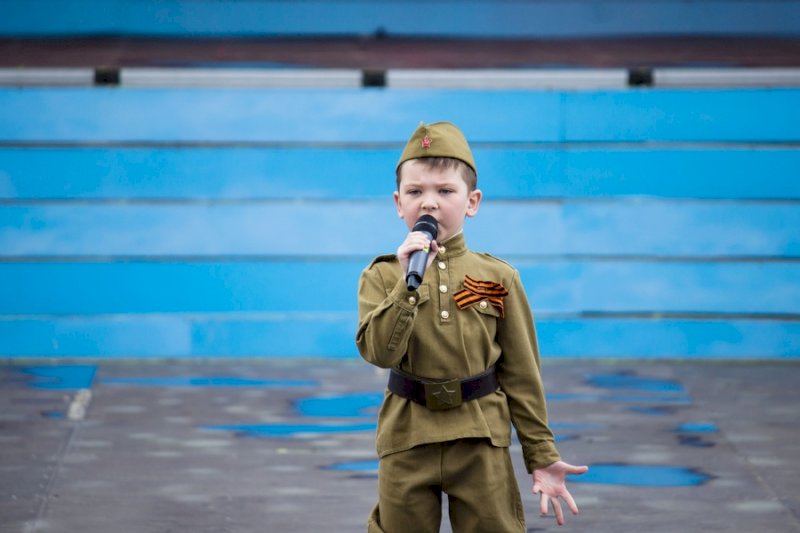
{"left": 397, "top": 215, "right": 439, "bottom": 291}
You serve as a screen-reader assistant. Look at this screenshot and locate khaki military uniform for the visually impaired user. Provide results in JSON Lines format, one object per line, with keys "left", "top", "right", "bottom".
{"left": 356, "top": 232, "right": 560, "bottom": 532}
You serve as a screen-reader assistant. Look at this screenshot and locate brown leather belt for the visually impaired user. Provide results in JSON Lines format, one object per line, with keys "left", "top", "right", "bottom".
{"left": 388, "top": 366, "right": 499, "bottom": 411}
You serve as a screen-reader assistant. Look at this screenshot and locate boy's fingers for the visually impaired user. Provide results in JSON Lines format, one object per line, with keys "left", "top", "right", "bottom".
{"left": 563, "top": 489, "right": 580, "bottom": 515}
{"left": 538, "top": 491, "right": 548, "bottom": 516}
{"left": 552, "top": 497, "right": 565, "bottom": 526}
{"left": 408, "top": 234, "right": 432, "bottom": 251}
{"left": 398, "top": 234, "right": 433, "bottom": 257}
{"left": 570, "top": 464, "right": 589, "bottom": 475}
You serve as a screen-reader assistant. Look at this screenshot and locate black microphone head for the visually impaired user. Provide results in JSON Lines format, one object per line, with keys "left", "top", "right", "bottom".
{"left": 412, "top": 214, "right": 438, "bottom": 240}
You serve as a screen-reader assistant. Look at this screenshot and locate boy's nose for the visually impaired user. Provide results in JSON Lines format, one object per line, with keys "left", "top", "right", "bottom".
{"left": 421, "top": 194, "right": 437, "bottom": 210}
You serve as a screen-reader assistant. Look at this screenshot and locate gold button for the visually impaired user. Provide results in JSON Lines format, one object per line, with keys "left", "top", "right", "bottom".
{"left": 438, "top": 261, "right": 446, "bottom": 270}
{"left": 479, "top": 300, "right": 488, "bottom": 309}
{"left": 439, "top": 284, "right": 448, "bottom": 293}
{"left": 438, "top": 246, "right": 447, "bottom": 255}
{"left": 440, "top": 310, "right": 450, "bottom": 319}
{"left": 408, "top": 296, "right": 416, "bottom": 305}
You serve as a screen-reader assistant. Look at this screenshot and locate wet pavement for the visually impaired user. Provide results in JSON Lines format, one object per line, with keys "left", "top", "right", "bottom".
{"left": 1, "top": 358, "right": 799, "bottom": 533}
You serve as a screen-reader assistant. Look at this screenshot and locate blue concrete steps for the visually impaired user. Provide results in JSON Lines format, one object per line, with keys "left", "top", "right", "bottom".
{"left": 2, "top": 261, "right": 797, "bottom": 315}
{"left": 2, "top": 147, "right": 800, "bottom": 200}
{"left": 1, "top": 316, "right": 798, "bottom": 358}
{"left": 1, "top": 202, "right": 798, "bottom": 257}
{"left": 2, "top": 89, "right": 799, "bottom": 143}
{"left": 1, "top": 87, "right": 798, "bottom": 358}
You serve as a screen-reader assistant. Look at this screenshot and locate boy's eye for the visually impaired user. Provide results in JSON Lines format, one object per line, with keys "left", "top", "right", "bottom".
{"left": 439, "top": 189, "right": 454, "bottom": 195}
{"left": 406, "top": 189, "right": 421, "bottom": 196}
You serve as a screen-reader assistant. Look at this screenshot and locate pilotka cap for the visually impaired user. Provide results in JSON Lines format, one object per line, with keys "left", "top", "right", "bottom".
{"left": 396, "top": 121, "right": 477, "bottom": 175}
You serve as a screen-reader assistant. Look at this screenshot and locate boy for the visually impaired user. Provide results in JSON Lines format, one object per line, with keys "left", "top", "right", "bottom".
{"left": 356, "top": 122, "right": 587, "bottom": 532}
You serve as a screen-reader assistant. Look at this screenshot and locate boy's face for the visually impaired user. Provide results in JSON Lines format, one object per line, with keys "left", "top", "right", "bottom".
{"left": 394, "top": 159, "right": 482, "bottom": 243}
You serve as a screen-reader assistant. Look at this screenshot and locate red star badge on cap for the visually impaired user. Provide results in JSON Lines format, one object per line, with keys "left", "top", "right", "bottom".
{"left": 421, "top": 135, "right": 432, "bottom": 149}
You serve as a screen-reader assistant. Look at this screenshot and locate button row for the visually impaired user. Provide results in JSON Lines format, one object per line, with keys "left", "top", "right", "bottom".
{"left": 408, "top": 297, "right": 450, "bottom": 319}
{"left": 439, "top": 258, "right": 448, "bottom": 319}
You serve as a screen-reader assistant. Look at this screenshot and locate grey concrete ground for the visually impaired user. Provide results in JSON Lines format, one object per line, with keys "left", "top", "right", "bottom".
{"left": 1, "top": 359, "right": 798, "bottom": 533}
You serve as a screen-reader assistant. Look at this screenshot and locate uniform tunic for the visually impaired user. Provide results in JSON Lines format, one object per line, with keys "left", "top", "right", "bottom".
{"left": 356, "top": 233, "right": 560, "bottom": 473}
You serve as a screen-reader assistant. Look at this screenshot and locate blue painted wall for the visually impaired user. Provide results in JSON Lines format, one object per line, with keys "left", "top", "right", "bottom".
{"left": 2, "top": 0, "right": 800, "bottom": 38}
{"left": 1, "top": 87, "right": 799, "bottom": 358}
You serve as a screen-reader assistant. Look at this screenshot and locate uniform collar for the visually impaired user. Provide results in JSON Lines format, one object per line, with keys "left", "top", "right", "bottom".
{"left": 437, "top": 231, "right": 468, "bottom": 258}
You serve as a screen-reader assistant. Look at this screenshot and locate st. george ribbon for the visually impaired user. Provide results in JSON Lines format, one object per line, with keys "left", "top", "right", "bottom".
{"left": 406, "top": 214, "right": 439, "bottom": 291}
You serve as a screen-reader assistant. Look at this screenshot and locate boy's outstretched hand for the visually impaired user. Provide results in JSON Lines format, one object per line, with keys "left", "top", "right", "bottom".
{"left": 532, "top": 460, "right": 589, "bottom": 526}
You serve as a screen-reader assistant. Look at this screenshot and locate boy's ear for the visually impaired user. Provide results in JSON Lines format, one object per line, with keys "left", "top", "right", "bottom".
{"left": 393, "top": 191, "right": 403, "bottom": 218}
{"left": 466, "top": 189, "right": 482, "bottom": 218}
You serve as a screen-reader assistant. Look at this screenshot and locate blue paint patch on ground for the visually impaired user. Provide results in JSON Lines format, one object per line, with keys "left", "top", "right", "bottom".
{"left": 675, "top": 422, "right": 718, "bottom": 448}
{"left": 555, "top": 434, "right": 579, "bottom": 443}
{"left": 587, "top": 373, "right": 685, "bottom": 393}
{"left": 205, "top": 422, "right": 377, "bottom": 437}
{"left": 676, "top": 422, "right": 719, "bottom": 433}
{"left": 295, "top": 392, "right": 383, "bottom": 418}
{"left": 570, "top": 464, "right": 712, "bottom": 487}
{"left": 101, "top": 376, "right": 317, "bottom": 388}
{"left": 328, "top": 460, "right": 379, "bottom": 473}
{"left": 19, "top": 365, "right": 96, "bottom": 390}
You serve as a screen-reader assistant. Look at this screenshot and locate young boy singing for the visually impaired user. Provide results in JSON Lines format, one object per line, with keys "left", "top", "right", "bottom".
{"left": 356, "top": 121, "right": 587, "bottom": 532}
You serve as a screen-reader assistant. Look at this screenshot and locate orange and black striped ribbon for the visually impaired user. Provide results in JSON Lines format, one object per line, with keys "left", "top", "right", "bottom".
{"left": 453, "top": 276, "right": 509, "bottom": 318}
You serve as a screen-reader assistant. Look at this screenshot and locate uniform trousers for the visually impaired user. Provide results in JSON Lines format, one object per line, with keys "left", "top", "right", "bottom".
{"left": 368, "top": 438, "right": 526, "bottom": 533}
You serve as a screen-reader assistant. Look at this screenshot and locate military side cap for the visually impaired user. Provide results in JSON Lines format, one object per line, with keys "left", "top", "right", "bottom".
{"left": 396, "top": 121, "right": 477, "bottom": 175}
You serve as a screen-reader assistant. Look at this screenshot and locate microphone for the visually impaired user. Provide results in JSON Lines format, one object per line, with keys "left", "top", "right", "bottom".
{"left": 406, "top": 214, "right": 439, "bottom": 291}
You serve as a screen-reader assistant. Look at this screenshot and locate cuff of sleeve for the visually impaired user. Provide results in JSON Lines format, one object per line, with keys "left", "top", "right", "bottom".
{"left": 389, "top": 276, "right": 420, "bottom": 313}
{"left": 523, "top": 440, "right": 561, "bottom": 473}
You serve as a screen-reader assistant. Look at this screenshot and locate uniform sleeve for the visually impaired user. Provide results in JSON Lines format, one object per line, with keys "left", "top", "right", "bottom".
{"left": 355, "top": 263, "right": 419, "bottom": 369}
{"left": 496, "top": 270, "right": 561, "bottom": 473}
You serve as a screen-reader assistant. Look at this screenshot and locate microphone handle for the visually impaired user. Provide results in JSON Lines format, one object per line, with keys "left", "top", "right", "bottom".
{"left": 406, "top": 230, "right": 434, "bottom": 291}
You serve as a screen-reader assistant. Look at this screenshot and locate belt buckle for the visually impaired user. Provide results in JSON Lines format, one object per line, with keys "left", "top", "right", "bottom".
{"left": 424, "top": 379, "right": 462, "bottom": 411}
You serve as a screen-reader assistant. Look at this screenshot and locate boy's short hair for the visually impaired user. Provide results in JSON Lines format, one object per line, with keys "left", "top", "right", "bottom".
{"left": 395, "top": 122, "right": 478, "bottom": 191}
{"left": 396, "top": 157, "right": 478, "bottom": 191}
